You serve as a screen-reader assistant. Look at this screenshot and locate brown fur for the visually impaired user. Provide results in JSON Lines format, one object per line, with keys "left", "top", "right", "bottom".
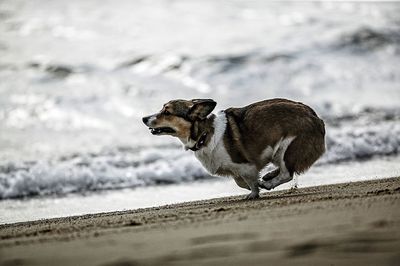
{"left": 142, "top": 99, "right": 217, "bottom": 147}
{"left": 144, "top": 98, "right": 325, "bottom": 179}
{"left": 151, "top": 113, "right": 192, "bottom": 139}
{"left": 190, "top": 116, "right": 216, "bottom": 147}
{"left": 222, "top": 99, "right": 325, "bottom": 175}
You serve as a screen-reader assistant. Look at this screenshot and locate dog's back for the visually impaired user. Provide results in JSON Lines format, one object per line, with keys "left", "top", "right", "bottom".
{"left": 224, "top": 98, "right": 325, "bottom": 176}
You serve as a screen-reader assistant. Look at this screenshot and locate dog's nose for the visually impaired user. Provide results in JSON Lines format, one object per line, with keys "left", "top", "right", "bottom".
{"left": 142, "top": 116, "right": 149, "bottom": 124}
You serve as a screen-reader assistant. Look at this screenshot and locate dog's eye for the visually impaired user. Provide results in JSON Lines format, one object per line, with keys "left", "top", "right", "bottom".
{"left": 164, "top": 110, "right": 171, "bottom": 115}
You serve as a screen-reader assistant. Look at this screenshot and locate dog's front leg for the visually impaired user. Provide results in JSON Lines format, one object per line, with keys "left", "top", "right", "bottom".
{"left": 242, "top": 175, "right": 260, "bottom": 200}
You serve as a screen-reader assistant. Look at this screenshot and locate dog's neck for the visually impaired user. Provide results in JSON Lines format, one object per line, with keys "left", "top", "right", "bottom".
{"left": 180, "top": 113, "right": 218, "bottom": 151}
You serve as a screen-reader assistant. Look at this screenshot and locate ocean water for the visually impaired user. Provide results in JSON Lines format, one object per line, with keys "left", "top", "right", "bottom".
{"left": 0, "top": 1, "right": 400, "bottom": 222}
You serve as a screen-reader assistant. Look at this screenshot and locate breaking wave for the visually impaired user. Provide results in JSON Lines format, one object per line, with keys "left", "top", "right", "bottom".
{"left": 333, "top": 27, "right": 400, "bottom": 52}
{"left": 1, "top": 1, "right": 400, "bottom": 201}
{"left": 1, "top": 112, "right": 399, "bottom": 199}
{"left": 0, "top": 147, "right": 211, "bottom": 199}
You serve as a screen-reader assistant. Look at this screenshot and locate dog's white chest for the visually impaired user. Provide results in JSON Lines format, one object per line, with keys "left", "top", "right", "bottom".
{"left": 195, "top": 139, "right": 229, "bottom": 175}
{"left": 194, "top": 112, "right": 256, "bottom": 177}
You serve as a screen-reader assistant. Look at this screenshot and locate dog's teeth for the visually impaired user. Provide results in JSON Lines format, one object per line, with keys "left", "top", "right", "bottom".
{"left": 150, "top": 128, "right": 161, "bottom": 134}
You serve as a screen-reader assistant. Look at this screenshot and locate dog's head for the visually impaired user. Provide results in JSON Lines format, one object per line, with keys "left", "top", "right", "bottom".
{"left": 142, "top": 99, "right": 216, "bottom": 139}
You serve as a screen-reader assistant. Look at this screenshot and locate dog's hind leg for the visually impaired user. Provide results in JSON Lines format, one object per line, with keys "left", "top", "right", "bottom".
{"left": 262, "top": 168, "right": 280, "bottom": 181}
{"left": 241, "top": 175, "right": 260, "bottom": 200}
{"left": 259, "top": 165, "right": 292, "bottom": 190}
{"left": 259, "top": 137, "right": 295, "bottom": 190}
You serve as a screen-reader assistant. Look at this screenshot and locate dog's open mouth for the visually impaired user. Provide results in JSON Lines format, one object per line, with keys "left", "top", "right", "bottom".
{"left": 149, "top": 127, "right": 176, "bottom": 135}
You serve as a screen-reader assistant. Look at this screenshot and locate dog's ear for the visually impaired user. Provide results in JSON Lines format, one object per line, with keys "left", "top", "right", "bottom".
{"left": 188, "top": 99, "right": 217, "bottom": 121}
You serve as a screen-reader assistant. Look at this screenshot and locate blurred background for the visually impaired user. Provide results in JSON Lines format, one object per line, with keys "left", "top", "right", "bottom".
{"left": 1, "top": 0, "right": 400, "bottom": 223}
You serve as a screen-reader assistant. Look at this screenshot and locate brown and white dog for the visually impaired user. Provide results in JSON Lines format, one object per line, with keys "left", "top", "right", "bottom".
{"left": 142, "top": 99, "right": 325, "bottom": 200}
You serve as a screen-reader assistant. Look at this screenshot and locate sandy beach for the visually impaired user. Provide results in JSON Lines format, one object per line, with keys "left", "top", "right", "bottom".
{"left": 1, "top": 1, "right": 400, "bottom": 265}
{"left": 1, "top": 177, "right": 399, "bottom": 266}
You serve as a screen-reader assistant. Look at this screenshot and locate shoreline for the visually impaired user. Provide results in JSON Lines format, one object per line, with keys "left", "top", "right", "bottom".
{"left": 2, "top": 154, "right": 399, "bottom": 225}
{"left": 1, "top": 177, "right": 399, "bottom": 265}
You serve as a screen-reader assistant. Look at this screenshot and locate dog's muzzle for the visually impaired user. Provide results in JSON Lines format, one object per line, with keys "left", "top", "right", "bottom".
{"left": 142, "top": 115, "right": 176, "bottom": 135}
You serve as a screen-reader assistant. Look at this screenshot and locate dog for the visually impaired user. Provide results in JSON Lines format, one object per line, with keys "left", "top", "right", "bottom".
{"left": 142, "top": 98, "right": 325, "bottom": 200}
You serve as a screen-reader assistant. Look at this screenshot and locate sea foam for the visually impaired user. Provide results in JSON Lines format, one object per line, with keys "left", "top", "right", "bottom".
{"left": 1, "top": 120, "right": 399, "bottom": 199}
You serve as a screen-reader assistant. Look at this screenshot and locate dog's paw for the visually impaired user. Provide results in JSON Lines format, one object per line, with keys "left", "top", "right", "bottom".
{"left": 258, "top": 179, "right": 274, "bottom": 190}
{"left": 245, "top": 192, "right": 260, "bottom": 200}
{"left": 262, "top": 168, "right": 280, "bottom": 181}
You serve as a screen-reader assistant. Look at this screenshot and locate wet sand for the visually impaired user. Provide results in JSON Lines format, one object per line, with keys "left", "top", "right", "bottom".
{"left": 1, "top": 177, "right": 400, "bottom": 266}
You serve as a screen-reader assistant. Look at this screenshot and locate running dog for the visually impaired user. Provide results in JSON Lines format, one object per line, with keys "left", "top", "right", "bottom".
{"left": 142, "top": 98, "right": 325, "bottom": 200}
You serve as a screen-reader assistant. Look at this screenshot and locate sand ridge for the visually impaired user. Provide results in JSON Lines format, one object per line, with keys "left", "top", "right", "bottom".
{"left": 0, "top": 177, "right": 400, "bottom": 266}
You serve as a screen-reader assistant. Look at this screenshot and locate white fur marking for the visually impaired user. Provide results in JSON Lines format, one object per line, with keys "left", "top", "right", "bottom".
{"left": 148, "top": 116, "right": 156, "bottom": 125}
{"left": 194, "top": 111, "right": 258, "bottom": 180}
{"left": 259, "top": 136, "right": 296, "bottom": 190}
{"left": 180, "top": 137, "right": 197, "bottom": 150}
{"left": 272, "top": 136, "right": 296, "bottom": 167}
